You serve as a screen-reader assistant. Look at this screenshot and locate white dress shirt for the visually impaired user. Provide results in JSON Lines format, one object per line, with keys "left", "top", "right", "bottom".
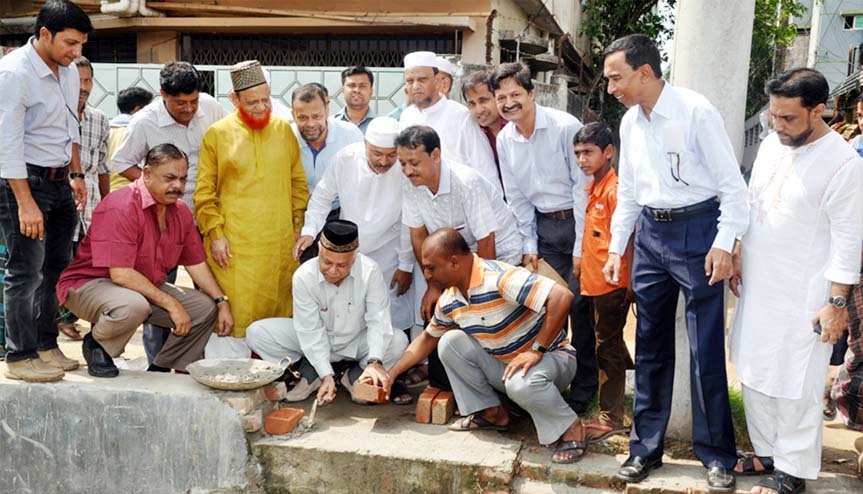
{"left": 301, "top": 142, "right": 416, "bottom": 329}
{"left": 110, "top": 92, "right": 227, "bottom": 210}
{"left": 496, "top": 103, "right": 587, "bottom": 256}
{"left": 730, "top": 130, "right": 863, "bottom": 398}
{"left": 292, "top": 253, "right": 394, "bottom": 379}
{"left": 0, "top": 37, "right": 80, "bottom": 179}
{"left": 400, "top": 96, "right": 502, "bottom": 195}
{"left": 609, "top": 83, "right": 750, "bottom": 255}
{"left": 402, "top": 159, "right": 521, "bottom": 265}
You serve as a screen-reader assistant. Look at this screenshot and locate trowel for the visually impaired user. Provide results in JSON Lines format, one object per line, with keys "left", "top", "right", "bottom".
{"left": 296, "top": 398, "right": 319, "bottom": 432}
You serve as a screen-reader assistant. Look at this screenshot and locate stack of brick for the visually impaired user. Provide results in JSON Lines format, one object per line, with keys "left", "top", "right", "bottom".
{"left": 218, "top": 381, "right": 288, "bottom": 433}
{"left": 415, "top": 387, "right": 455, "bottom": 425}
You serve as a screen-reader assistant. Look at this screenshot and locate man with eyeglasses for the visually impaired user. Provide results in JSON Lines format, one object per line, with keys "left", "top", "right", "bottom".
{"left": 194, "top": 60, "right": 309, "bottom": 358}
{"left": 601, "top": 34, "right": 749, "bottom": 491}
{"left": 0, "top": 0, "right": 92, "bottom": 382}
{"left": 110, "top": 60, "right": 227, "bottom": 366}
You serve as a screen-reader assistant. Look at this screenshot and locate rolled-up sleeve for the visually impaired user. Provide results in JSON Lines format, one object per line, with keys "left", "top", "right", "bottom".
{"left": 0, "top": 71, "right": 28, "bottom": 179}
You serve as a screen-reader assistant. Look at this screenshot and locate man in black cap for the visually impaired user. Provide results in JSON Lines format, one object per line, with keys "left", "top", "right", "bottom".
{"left": 246, "top": 219, "right": 408, "bottom": 405}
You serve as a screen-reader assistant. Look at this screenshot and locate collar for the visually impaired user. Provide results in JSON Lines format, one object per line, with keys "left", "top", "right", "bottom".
{"left": 480, "top": 118, "right": 508, "bottom": 136}
{"left": 132, "top": 177, "right": 158, "bottom": 210}
{"left": 110, "top": 113, "right": 132, "bottom": 127}
{"left": 638, "top": 82, "right": 673, "bottom": 122}
{"left": 511, "top": 103, "right": 546, "bottom": 141}
{"left": 467, "top": 253, "right": 485, "bottom": 289}
{"left": 335, "top": 106, "right": 376, "bottom": 124}
{"left": 429, "top": 159, "right": 453, "bottom": 197}
{"left": 156, "top": 98, "right": 201, "bottom": 128}
{"left": 24, "top": 37, "right": 57, "bottom": 81}
{"left": 587, "top": 167, "right": 616, "bottom": 196}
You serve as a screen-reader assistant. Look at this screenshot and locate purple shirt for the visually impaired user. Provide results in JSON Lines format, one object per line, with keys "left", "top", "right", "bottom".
{"left": 57, "top": 178, "right": 206, "bottom": 304}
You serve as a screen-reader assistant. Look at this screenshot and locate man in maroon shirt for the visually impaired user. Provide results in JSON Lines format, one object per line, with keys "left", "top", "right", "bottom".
{"left": 57, "top": 144, "right": 233, "bottom": 377}
{"left": 462, "top": 70, "right": 508, "bottom": 193}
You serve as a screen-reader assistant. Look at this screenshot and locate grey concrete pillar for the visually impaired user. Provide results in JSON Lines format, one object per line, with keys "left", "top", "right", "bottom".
{"left": 665, "top": 0, "right": 755, "bottom": 439}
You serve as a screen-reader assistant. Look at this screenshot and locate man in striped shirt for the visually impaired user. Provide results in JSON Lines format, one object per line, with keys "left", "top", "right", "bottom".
{"left": 380, "top": 228, "right": 589, "bottom": 464}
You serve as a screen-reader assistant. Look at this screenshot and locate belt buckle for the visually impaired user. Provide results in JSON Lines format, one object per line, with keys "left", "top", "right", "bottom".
{"left": 653, "top": 209, "right": 673, "bottom": 222}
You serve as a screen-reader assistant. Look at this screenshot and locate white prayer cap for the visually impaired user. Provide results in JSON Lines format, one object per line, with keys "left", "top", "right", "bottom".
{"left": 435, "top": 56, "right": 456, "bottom": 75}
{"left": 404, "top": 51, "right": 438, "bottom": 69}
{"left": 365, "top": 117, "right": 401, "bottom": 148}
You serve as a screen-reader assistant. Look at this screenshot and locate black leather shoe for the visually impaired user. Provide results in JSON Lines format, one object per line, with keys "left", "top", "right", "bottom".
{"left": 82, "top": 336, "right": 119, "bottom": 378}
{"left": 617, "top": 455, "right": 662, "bottom": 483}
{"left": 706, "top": 465, "right": 736, "bottom": 492}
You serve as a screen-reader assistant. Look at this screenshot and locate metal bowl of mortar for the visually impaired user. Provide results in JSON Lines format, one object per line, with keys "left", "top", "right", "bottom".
{"left": 187, "top": 358, "right": 285, "bottom": 390}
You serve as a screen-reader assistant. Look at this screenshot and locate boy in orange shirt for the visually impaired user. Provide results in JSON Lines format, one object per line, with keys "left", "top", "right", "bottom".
{"left": 574, "top": 122, "right": 634, "bottom": 442}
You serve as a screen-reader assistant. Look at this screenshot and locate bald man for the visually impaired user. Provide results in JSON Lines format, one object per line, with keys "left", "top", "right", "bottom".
{"left": 379, "top": 228, "right": 588, "bottom": 464}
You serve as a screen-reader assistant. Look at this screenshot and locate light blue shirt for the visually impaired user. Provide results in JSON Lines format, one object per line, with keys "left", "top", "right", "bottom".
{"left": 292, "top": 117, "right": 364, "bottom": 194}
{"left": 334, "top": 106, "right": 376, "bottom": 134}
{"left": 496, "top": 103, "right": 587, "bottom": 256}
{"left": 0, "top": 37, "right": 80, "bottom": 179}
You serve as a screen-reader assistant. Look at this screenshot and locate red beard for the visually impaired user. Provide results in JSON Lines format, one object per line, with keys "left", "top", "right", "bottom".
{"left": 237, "top": 107, "right": 271, "bottom": 130}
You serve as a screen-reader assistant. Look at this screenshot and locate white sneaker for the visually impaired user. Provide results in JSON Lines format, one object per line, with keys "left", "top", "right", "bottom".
{"left": 339, "top": 371, "right": 367, "bottom": 404}
{"left": 283, "top": 377, "right": 321, "bottom": 402}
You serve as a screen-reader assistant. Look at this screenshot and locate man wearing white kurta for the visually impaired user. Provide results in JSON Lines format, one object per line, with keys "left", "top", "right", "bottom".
{"left": 246, "top": 220, "right": 409, "bottom": 404}
{"left": 294, "top": 117, "right": 415, "bottom": 333}
{"left": 399, "top": 51, "right": 500, "bottom": 195}
{"left": 729, "top": 68, "right": 863, "bottom": 493}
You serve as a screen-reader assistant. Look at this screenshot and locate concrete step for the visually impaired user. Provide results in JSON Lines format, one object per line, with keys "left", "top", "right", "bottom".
{"left": 253, "top": 397, "right": 522, "bottom": 493}
{"left": 512, "top": 478, "right": 619, "bottom": 493}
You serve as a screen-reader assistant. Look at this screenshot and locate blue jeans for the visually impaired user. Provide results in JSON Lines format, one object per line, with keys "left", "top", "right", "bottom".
{"left": 0, "top": 176, "right": 76, "bottom": 362}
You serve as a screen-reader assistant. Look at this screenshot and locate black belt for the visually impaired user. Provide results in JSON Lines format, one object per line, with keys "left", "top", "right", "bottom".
{"left": 644, "top": 197, "right": 718, "bottom": 222}
{"left": 537, "top": 208, "right": 574, "bottom": 220}
{"left": 26, "top": 164, "right": 69, "bottom": 182}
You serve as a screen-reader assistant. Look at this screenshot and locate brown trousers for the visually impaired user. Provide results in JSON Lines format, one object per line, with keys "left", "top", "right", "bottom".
{"left": 65, "top": 278, "right": 217, "bottom": 371}
{"left": 587, "top": 287, "right": 634, "bottom": 427}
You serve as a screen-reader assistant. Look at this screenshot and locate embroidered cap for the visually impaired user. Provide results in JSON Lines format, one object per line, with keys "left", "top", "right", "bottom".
{"left": 229, "top": 60, "right": 267, "bottom": 93}
{"left": 364, "top": 117, "right": 400, "bottom": 148}
{"left": 321, "top": 219, "right": 359, "bottom": 253}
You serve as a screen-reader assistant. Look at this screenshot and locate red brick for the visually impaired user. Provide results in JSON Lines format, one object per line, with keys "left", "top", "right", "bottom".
{"left": 430, "top": 391, "right": 455, "bottom": 425}
{"left": 221, "top": 389, "right": 266, "bottom": 415}
{"left": 263, "top": 381, "right": 287, "bottom": 401}
{"left": 415, "top": 387, "right": 440, "bottom": 423}
{"left": 241, "top": 409, "right": 263, "bottom": 433}
{"left": 353, "top": 381, "right": 387, "bottom": 403}
{"left": 264, "top": 407, "right": 305, "bottom": 435}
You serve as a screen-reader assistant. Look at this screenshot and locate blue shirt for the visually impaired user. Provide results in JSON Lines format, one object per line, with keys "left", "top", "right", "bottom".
{"left": 0, "top": 37, "right": 80, "bottom": 179}
{"left": 292, "top": 117, "right": 364, "bottom": 194}
{"left": 334, "top": 106, "right": 376, "bottom": 134}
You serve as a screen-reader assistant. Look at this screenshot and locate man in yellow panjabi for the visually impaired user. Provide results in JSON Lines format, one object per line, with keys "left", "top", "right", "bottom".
{"left": 195, "top": 60, "right": 309, "bottom": 358}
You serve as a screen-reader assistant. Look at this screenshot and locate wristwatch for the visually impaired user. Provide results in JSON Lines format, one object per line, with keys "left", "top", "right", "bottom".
{"left": 213, "top": 295, "right": 229, "bottom": 305}
{"left": 829, "top": 295, "right": 847, "bottom": 309}
{"left": 367, "top": 358, "right": 384, "bottom": 366}
{"left": 69, "top": 172, "right": 85, "bottom": 180}
{"left": 531, "top": 341, "right": 547, "bottom": 353}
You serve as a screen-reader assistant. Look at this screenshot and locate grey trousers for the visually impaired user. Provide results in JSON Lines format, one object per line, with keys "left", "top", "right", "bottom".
{"left": 438, "top": 329, "right": 578, "bottom": 445}
{"left": 65, "top": 278, "right": 217, "bottom": 371}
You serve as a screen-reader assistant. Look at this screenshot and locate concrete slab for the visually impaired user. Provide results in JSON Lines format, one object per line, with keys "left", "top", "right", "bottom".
{"left": 512, "top": 479, "right": 620, "bottom": 494}
{"left": 253, "top": 392, "right": 522, "bottom": 494}
{"left": 517, "top": 447, "right": 626, "bottom": 491}
{"left": 0, "top": 370, "right": 250, "bottom": 494}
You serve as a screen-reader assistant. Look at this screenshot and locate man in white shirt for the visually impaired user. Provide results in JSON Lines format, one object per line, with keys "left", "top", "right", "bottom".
{"left": 295, "top": 117, "right": 415, "bottom": 338}
{"left": 490, "top": 62, "right": 595, "bottom": 417}
{"left": 246, "top": 220, "right": 408, "bottom": 405}
{"left": 729, "top": 68, "right": 863, "bottom": 494}
{"left": 399, "top": 51, "right": 500, "bottom": 194}
{"left": 397, "top": 125, "right": 521, "bottom": 321}
{"left": 112, "top": 61, "right": 228, "bottom": 211}
{"left": 291, "top": 83, "right": 364, "bottom": 262}
{"left": 110, "top": 61, "right": 228, "bottom": 365}
{"left": 601, "top": 34, "right": 749, "bottom": 491}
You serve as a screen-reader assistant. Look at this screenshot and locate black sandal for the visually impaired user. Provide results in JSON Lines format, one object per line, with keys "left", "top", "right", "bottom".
{"left": 390, "top": 380, "right": 413, "bottom": 406}
{"left": 552, "top": 439, "right": 588, "bottom": 464}
{"left": 755, "top": 470, "right": 805, "bottom": 494}
{"left": 735, "top": 452, "right": 775, "bottom": 476}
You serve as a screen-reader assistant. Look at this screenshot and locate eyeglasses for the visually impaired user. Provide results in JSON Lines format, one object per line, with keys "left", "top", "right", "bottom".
{"left": 668, "top": 152, "right": 689, "bottom": 186}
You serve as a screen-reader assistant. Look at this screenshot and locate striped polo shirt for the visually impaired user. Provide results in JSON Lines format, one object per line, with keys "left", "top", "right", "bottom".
{"left": 426, "top": 255, "right": 576, "bottom": 362}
